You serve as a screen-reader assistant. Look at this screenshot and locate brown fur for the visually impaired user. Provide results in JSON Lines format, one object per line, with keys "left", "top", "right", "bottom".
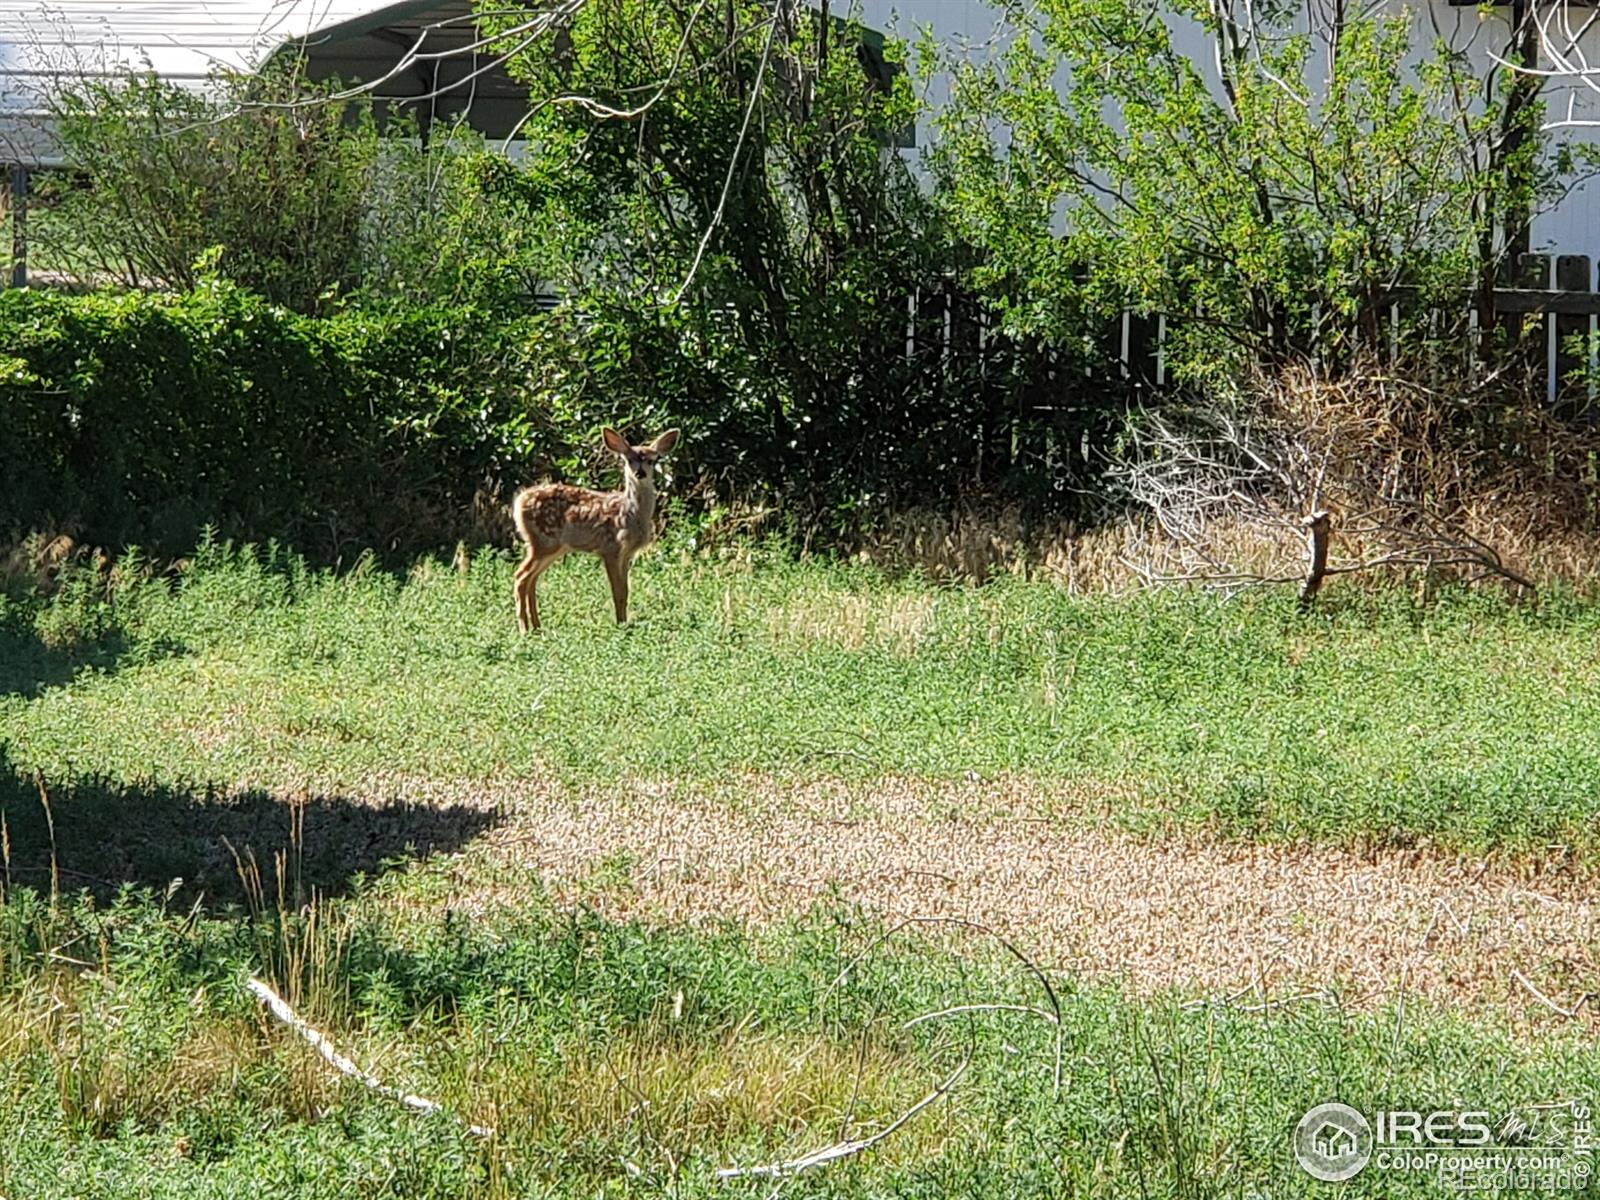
{"left": 511, "top": 428, "right": 680, "bottom": 631}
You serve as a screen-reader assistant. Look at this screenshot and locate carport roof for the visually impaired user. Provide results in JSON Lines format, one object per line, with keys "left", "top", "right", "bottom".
{"left": 0, "top": 0, "right": 534, "bottom": 163}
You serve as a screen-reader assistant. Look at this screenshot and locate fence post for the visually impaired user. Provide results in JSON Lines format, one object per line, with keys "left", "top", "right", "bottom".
{"left": 1555, "top": 254, "right": 1591, "bottom": 414}
{"left": 1497, "top": 252, "right": 1548, "bottom": 391}
{"left": 7, "top": 164, "right": 26, "bottom": 289}
{"left": 914, "top": 283, "right": 946, "bottom": 364}
{"left": 1127, "top": 310, "right": 1159, "bottom": 391}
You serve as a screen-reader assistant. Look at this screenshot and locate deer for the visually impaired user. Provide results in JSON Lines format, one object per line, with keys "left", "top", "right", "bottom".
{"left": 511, "top": 428, "right": 681, "bottom": 632}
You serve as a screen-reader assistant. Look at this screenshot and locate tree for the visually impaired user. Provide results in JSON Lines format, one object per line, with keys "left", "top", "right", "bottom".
{"left": 928, "top": 0, "right": 1568, "bottom": 381}
{"left": 478, "top": 0, "right": 956, "bottom": 515}
{"left": 37, "top": 63, "right": 381, "bottom": 312}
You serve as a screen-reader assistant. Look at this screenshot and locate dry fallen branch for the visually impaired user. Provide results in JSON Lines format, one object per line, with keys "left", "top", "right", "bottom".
{"left": 1298, "top": 510, "right": 1331, "bottom": 607}
{"left": 245, "top": 976, "right": 493, "bottom": 1138}
{"left": 716, "top": 1045, "right": 972, "bottom": 1181}
{"left": 1113, "top": 356, "right": 1577, "bottom": 598}
{"left": 1511, "top": 969, "right": 1595, "bottom": 1020}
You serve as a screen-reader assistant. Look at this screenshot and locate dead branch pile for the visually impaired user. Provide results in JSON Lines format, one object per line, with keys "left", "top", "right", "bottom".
{"left": 1114, "top": 356, "right": 1599, "bottom": 595}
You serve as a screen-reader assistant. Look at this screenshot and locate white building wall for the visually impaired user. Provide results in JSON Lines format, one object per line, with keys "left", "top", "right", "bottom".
{"left": 6, "top": 1, "right": 1600, "bottom": 256}
{"left": 1531, "top": 13, "right": 1600, "bottom": 259}
{"left": 0, "top": 1, "right": 420, "bottom": 165}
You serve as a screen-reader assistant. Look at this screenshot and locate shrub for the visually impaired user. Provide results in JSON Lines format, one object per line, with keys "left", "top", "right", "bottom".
{"left": 17, "top": 2, "right": 1138, "bottom": 535}
{"left": 0, "top": 282, "right": 589, "bottom": 557}
{"left": 928, "top": 0, "right": 1561, "bottom": 381}
{"left": 36, "top": 64, "right": 380, "bottom": 313}
{"left": 484, "top": 0, "right": 1054, "bottom": 523}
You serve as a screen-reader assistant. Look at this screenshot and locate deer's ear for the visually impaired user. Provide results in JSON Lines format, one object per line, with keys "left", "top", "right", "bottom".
{"left": 602, "top": 427, "right": 630, "bottom": 455}
{"left": 650, "top": 429, "right": 680, "bottom": 454}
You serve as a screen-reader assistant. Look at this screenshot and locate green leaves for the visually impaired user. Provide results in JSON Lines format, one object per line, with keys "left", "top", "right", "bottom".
{"left": 40, "top": 63, "right": 383, "bottom": 315}
{"left": 462, "top": 0, "right": 974, "bottom": 517}
{"left": 930, "top": 1, "right": 1554, "bottom": 378}
{"left": 0, "top": 287, "right": 579, "bottom": 557}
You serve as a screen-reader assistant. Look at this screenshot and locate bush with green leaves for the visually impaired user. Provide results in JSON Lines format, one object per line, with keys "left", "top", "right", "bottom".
{"left": 480, "top": 0, "right": 1010, "bottom": 520}
{"left": 0, "top": 281, "right": 618, "bottom": 558}
{"left": 32, "top": 60, "right": 561, "bottom": 316}
{"left": 20, "top": 0, "right": 1593, "bottom": 544}
{"left": 928, "top": 0, "right": 1566, "bottom": 382}
{"left": 35, "top": 63, "right": 379, "bottom": 313}
{"left": 0, "top": 280, "right": 764, "bottom": 557}
{"left": 18, "top": 0, "right": 1111, "bottom": 533}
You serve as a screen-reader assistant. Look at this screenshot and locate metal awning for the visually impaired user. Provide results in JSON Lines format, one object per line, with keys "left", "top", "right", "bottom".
{"left": 0, "top": 0, "right": 533, "bottom": 166}
{"left": 291, "top": 1, "right": 538, "bottom": 140}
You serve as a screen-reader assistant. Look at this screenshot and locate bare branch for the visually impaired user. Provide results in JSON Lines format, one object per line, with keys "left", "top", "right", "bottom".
{"left": 245, "top": 976, "right": 493, "bottom": 1138}
{"left": 669, "top": 1, "right": 781, "bottom": 304}
{"left": 1489, "top": 0, "right": 1600, "bottom": 128}
{"left": 716, "top": 1044, "right": 972, "bottom": 1180}
{"left": 1111, "top": 356, "right": 1567, "bottom": 599}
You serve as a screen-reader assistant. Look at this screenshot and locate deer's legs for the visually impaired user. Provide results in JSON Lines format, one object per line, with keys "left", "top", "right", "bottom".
{"left": 603, "top": 554, "right": 630, "bottom": 624}
{"left": 515, "top": 545, "right": 565, "bottom": 632}
{"left": 513, "top": 551, "right": 533, "bottom": 632}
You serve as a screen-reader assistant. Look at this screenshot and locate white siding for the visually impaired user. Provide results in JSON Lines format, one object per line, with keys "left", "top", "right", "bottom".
{"left": 1529, "top": 13, "right": 1600, "bottom": 259}
{"left": 854, "top": 0, "right": 1012, "bottom": 149}
{"left": 0, "top": 1, "right": 393, "bottom": 83}
{"left": 5, "top": 1, "right": 1599, "bottom": 256}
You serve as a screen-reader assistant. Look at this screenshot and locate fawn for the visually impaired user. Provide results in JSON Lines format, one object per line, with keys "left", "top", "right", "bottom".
{"left": 511, "top": 428, "right": 681, "bottom": 631}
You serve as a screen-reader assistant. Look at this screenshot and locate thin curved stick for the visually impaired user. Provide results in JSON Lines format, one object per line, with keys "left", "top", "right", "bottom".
{"left": 245, "top": 976, "right": 493, "bottom": 1138}
{"left": 902, "top": 1002, "right": 1059, "bottom": 1029}
{"left": 823, "top": 914, "right": 1065, "bottom": 1095}
{"left": 716, "top": 1044, "right": 973, "bottom": 1181}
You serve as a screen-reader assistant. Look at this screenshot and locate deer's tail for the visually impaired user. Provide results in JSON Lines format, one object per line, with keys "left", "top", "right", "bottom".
{"left": 510, "top": 488, "right": 536, "bottom": 549}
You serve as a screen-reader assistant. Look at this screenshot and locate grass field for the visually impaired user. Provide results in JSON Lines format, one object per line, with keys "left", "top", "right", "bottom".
{"left": 0, "top": 537, "right": 1597, "bottom": 1197}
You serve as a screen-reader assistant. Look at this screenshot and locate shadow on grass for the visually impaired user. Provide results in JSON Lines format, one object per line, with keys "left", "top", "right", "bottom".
{"left": 0, "top": 762, "right": 502, "bottom": 904}
{"left": 0, "top": 623, "right": 119, "bottom": 699}
{"left": 0, "top": 617, "right": 188, "bottom": 700}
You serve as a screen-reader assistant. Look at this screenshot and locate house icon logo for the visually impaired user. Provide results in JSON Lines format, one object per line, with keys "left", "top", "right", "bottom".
{"left": 1315, "top": 1121, "right": 1357, "bottom": 1159}
{"left": 1294, "top": 1103, "right": 1373, "bottom": 1182}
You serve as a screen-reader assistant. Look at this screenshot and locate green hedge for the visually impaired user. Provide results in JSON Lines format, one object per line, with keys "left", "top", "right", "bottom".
{"left": 1, "top": 282, "right": 1107, "bottom": 559}
{"left": 0, "top": 284, "right": 643, "bottom": 558}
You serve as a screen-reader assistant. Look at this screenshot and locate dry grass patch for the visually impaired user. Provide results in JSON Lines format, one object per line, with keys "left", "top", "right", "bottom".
{"left": 850, "top": 505, "right": 1600, "bottom": 597}
{"left": 3, "top": 965, "right": 948, "bottom": 1169}
{"left": 30, "top": 1005, "right": 261, "bottom": 1135}
{"left": 765, "top": 591, "right": 941, "bottom": 655}
{"left": 0, "top": 532, "right": 82, "bottom": 599}
{"left": 363, "top": 773, "right": 1600, "bottom": 1016}
{"left": 475, "top": 1027, "right": 943, "bottom": 1163}
{"left": 11, "top": 761, "right": 1596, "bottom": 1017}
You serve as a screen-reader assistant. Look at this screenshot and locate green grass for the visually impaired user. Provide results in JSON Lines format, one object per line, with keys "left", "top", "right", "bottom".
{"left": 1, "top": 538, "right": 1599, "bottom": 1196}
{"left": 3, "top": 536, "right": 1600, "bottom": 854}
{"left": 0, "top": 879, "right": 1595, "bottom": 1200}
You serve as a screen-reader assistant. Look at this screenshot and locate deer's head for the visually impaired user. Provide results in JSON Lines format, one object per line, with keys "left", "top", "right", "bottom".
{"left": 603, "top": 427, "right": 680, "bottom": 488}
